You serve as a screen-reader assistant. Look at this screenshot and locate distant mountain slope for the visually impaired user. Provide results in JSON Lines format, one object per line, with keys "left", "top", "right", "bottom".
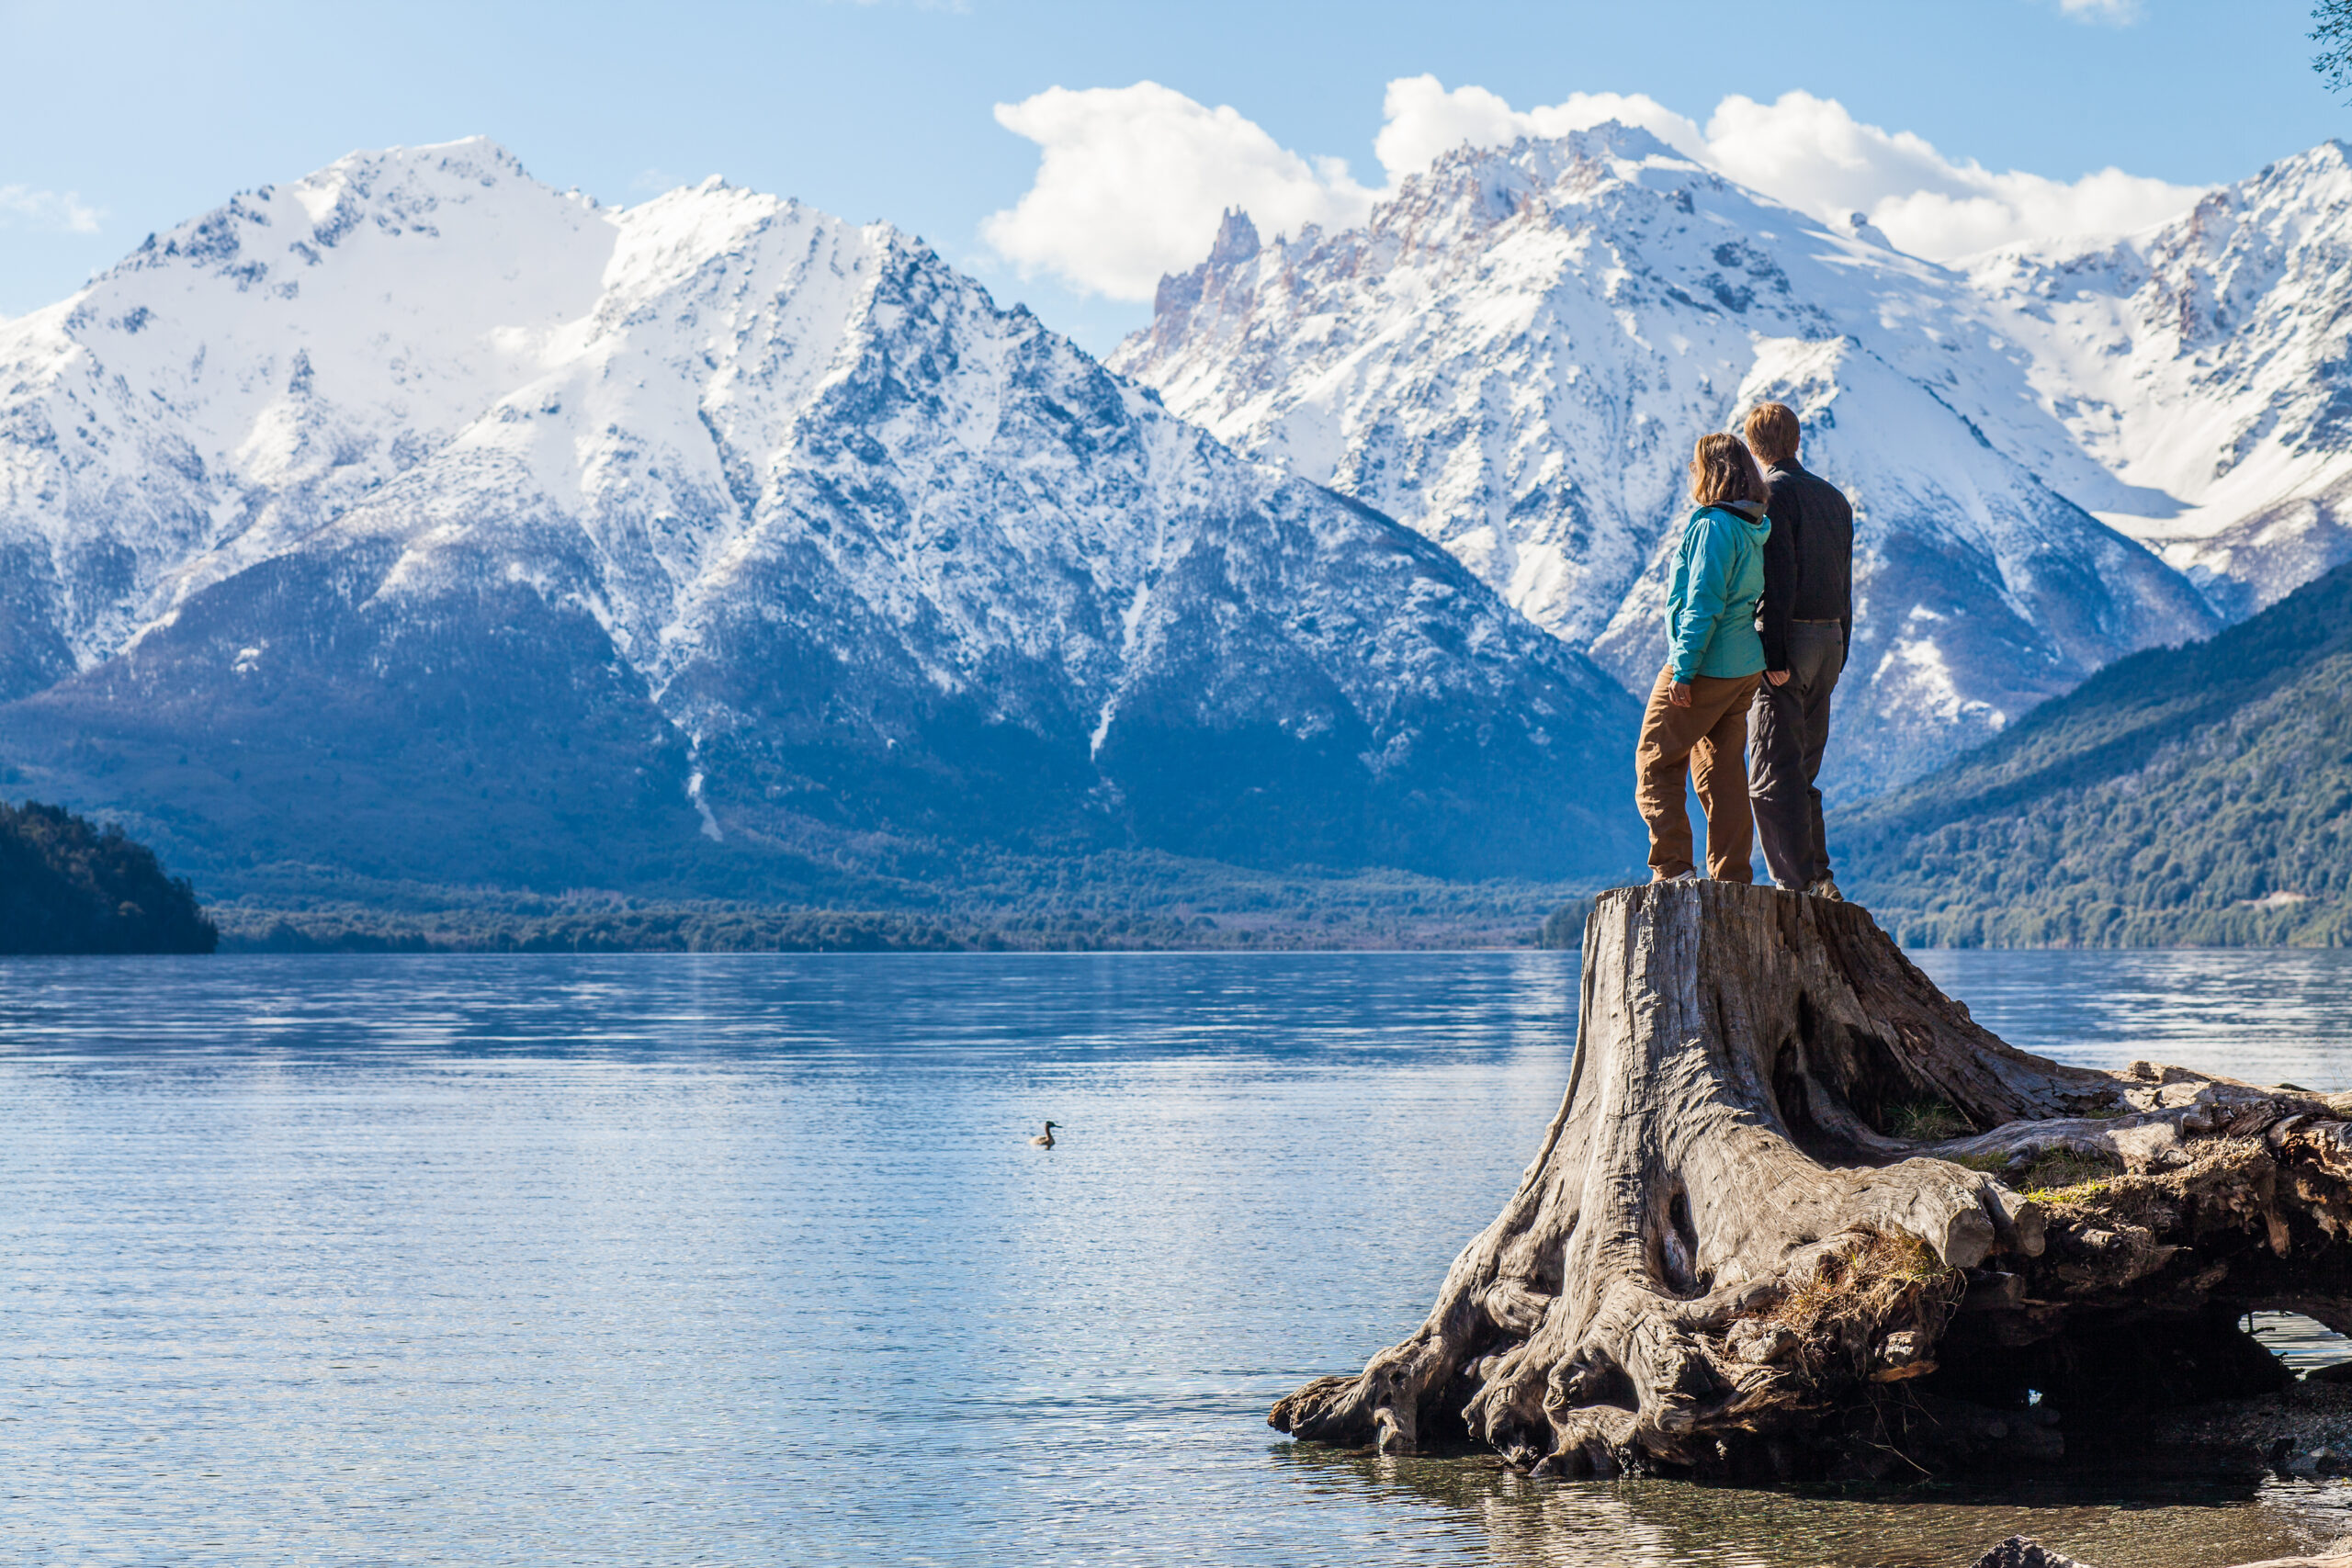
{"left": 0, "top": 799, "right": 215, "bottom": 953}
{"left": 1839, "top": 559, "right": 2352, "bottom": 945}
{"left": 1111, "top": 126, "right": 2217, "bottom": 796}
{"left": 1969, "top": 142, "right": 2352, "bottom": 616}
{"left": 0, "top": 140, "right": 1645, "bottom": 899}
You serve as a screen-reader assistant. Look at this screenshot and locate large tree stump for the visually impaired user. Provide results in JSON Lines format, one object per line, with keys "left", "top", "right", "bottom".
{"left": 1275, "top": 881, "right": 2352, "bottom": 1479}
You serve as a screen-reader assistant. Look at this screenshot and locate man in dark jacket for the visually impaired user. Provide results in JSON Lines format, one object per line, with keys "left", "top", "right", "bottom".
{"left": 1744, "top": 401, "right": 1854, "bottom": 898}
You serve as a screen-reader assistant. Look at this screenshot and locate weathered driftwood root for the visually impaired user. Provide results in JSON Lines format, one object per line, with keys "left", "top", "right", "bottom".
{"left": 1273, "top": 881, "right": 2352, "bottom": 1479}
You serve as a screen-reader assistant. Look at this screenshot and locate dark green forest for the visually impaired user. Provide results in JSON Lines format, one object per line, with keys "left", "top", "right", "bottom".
{"left": 51, "top": 543, "right": 2352, "bottom": 956}
{"left": 0, "top": 800, "right": 218, "bottom": 954}
{"left": 1840, "top": 559, "right": 2352, "bottom": 946}
{"left": 207, "top": 849, "right": 1572, "bottom": 953}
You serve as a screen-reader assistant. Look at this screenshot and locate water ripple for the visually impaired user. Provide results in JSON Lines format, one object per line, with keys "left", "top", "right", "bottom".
{"left": 0, "top": 951, "right": 2345, "bottom": 1564}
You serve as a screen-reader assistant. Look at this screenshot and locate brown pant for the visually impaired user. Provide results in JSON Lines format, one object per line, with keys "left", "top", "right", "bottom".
{"left": 1634, "top": 666, "right": 1762, "bottom": 881}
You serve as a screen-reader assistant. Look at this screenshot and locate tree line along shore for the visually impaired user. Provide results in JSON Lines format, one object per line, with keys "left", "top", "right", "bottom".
{"left": 11, "top": 555, "right": 2352, "bottom": 955}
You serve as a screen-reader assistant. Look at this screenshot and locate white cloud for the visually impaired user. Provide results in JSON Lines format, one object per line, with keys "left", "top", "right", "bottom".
{"left": 1871, "top": 165, "right": 2198, "bottom": 258}
{"left": 984, "top": 77, "right": 2203, "bottom": 299}
{"left": 2055, "top": 0, "right": 2143, "bottom": 23}
{"left": 0, "top": 184, "right": 100, "bottom": 234}
{"left": 1369, "top": 75, "right": 1705, "bottom": 181}
{"left": 1701, "top": 89, "right": 2199, "bottom": 256}
{"left": 982, "top": 83, "right": 1377, "bottom": 301}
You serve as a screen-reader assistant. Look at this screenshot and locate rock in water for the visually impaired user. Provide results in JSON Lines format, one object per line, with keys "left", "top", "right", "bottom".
{"left": 1969, "top": 1534, "right": 2352, "bottom": 1567}
{"left": 1973, "top": 1540, "right": 2093, "bottom": 1568}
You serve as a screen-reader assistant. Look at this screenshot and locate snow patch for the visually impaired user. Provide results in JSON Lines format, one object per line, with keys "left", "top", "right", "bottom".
{"left": 686, "top": 770, "right": 722, "bottom": 841}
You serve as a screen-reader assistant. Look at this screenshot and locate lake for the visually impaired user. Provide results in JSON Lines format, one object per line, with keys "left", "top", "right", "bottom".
{"left": 6, "top": 948, "right": 2352, "bottom": 1565}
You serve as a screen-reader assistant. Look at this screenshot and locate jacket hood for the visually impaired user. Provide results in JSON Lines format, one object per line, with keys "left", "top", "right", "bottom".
{"left": 1696, "top": 500, "right": 1771, "bottom": 543}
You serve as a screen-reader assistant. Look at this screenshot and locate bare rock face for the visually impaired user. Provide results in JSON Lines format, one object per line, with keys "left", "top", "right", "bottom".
{"left": 1274, "top": 881, "right": 2352, "bottom": 1481}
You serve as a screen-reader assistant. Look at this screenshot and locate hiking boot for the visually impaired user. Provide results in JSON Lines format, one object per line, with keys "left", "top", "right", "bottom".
{"left": 1806, "top": 876, "right": 1844, "bottom": 902}
{"left": 1651, "top": 868, "right": 1702, "bottom": 884}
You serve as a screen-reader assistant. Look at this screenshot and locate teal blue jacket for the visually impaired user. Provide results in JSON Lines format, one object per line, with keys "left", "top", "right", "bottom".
{"left": 1665, "top": 502, "right": 1771, "bottom": 682}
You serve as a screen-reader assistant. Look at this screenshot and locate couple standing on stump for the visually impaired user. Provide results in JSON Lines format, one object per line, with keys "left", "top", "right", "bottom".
{"left": 1636, "top": 401, "right": 1853, "bottom": 896}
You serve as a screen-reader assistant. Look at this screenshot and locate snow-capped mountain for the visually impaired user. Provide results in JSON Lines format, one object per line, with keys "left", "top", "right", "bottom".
{"left": 1969, "top": 141, "right": 2352, "bottom": 619}
{"left": 0, "top": 139, "right": 1645, "bottom": 895}
{"left": 1110, "top": 126, "right": 2224, "bottom": 794}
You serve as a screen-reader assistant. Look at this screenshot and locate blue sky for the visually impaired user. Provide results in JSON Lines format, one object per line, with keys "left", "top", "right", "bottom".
{"left": 1, "top": 0, "right": 2342, "bottom": 350}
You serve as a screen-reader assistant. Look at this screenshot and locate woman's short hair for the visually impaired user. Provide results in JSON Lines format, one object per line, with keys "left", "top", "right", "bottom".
{"left": 1688, "top": 432, "right": 1767, "bottom": 507}
{"left": 1745, "top": 401, "right": 1801, "bottom": 465}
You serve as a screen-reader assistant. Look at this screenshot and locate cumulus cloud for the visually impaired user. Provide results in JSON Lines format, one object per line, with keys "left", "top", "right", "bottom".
{"left": 1368, "top": 75, "right": 1704, "bottom": 179}
{"left": 0, "top": 184, "right": 100, "bottom": 234}
{"left": 1701, "top": 89, "right": 2199, "bottom": 256}
{"left": 982, "top": 83, "right": 1377, "bottom": 302}
{"left": 984, "top": 77, "right": 2203, "bottom": 299}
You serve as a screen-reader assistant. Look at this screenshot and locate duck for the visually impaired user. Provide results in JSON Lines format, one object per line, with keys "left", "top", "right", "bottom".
{"left": 1030, "top": 1121, "right": 1060, "bottom": 1148}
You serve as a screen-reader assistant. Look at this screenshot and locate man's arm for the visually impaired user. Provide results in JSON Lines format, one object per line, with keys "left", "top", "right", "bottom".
{"left": 1834, "top": 486, "right": 1854, "bottom": 663}
{"left": 1758, "top": 480, "right": 1797, "bottom": 675}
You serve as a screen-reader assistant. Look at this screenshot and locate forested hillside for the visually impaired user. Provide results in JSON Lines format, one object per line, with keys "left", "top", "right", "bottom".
{"left": 1841, "top": 560, "right": 2352, "bottom": 945}
{"left": 0, "top": 800, "right": 217, "bottom": 953}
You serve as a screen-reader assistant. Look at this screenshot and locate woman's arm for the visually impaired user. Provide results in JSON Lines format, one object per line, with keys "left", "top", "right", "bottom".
{"left": 1668, "top": 513, "right": 1734, "bottom": 684}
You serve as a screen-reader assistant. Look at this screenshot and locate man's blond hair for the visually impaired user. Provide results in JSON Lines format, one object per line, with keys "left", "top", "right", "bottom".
{"left": 1745, "top": 402, "right": 1801, "bottom": 466}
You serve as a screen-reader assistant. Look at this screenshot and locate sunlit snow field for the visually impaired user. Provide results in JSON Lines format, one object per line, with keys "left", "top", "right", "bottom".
{"left": 4, "top": 950, "right": 2352, "bottom": 1565}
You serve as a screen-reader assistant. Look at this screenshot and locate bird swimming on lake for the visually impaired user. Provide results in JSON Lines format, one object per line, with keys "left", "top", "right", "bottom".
{"left": 1031, "top": 1121, "right": 1059, "bottom": 1148}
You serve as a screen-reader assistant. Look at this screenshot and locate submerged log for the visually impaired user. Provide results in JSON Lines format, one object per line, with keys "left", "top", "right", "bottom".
{"left": 1273, "top": 881, "right": 2352, "bottom": 1479}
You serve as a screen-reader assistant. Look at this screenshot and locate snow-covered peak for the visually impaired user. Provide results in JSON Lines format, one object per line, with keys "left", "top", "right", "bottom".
{"left": 0, "top": 139, "right": 620, "bottom": 657}
{"left": 1966, "top": 138, "right": 2352, "bottom": 614}
{"left": 0, "top": 142, "right": 940, "bottom": 673}
{"left": 1113, "top": 118, "right": 2218, "bottom": 793}
{"left": 0, "top": 140, "right": 1649, "bottom": 886}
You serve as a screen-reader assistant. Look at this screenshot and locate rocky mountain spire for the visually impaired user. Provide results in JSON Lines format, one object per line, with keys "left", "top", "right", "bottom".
{"left": 1110, "top": 122, "right": 2224, "bottom": 795}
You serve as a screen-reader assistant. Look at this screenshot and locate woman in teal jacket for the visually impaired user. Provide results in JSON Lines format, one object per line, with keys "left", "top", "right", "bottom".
{"left": 1636, "top": 432, "right": 1772, "bottom": 882}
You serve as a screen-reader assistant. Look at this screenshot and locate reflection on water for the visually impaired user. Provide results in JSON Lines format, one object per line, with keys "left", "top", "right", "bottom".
{"left": 1915, "top": 949, "right": 2352, "bottom": 1089}
{"left": 0, "top": 949, "right": 2347, "bottom": 1564}
{"left": 2251, "top": 1312, "right": 2352, "bottom": 1377}
{"left": 1275, "top": 1445, "right": 2352, "bottom": 1568}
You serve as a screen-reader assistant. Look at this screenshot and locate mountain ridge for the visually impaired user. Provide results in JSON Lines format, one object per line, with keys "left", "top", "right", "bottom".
{"left": 15, "top": 127, "right": 2352, "bottom": 929}
{"left": 1110, "top": 123, "right": 2224, "bottom": 797}
{"left": 1964, "top": 140, "right": 2352, "bottom": 615}
{"left": 0, "top": 137, "right": 1648, "bottom": 908}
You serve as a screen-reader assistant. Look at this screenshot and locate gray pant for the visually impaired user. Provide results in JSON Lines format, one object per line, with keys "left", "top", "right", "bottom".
{"left": 1748, "top": 622, "right": 1844, "bottom": 889}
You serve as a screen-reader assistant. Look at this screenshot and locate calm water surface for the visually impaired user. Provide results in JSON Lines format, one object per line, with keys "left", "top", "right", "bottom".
{"left": 5, "top": 948, "right": 2352, "bottom": 1565}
